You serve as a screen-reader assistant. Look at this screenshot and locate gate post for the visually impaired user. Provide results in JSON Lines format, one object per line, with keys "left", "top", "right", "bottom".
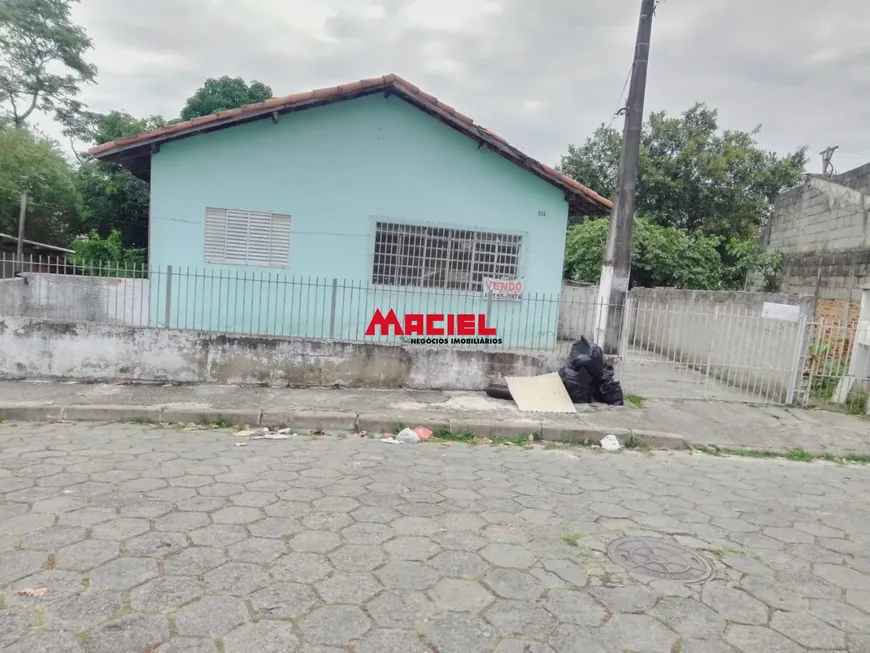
{"left": 617, "top": 295, "right": 632, "bottom": 376}
{"left": 164, "top": 265, "right": 173, "bottom": 329}
{"left": 786, "top": 314, "right": 809, "bottom": 405}
{"left": 329, "top": 278, "right": 338, "bottom": 339}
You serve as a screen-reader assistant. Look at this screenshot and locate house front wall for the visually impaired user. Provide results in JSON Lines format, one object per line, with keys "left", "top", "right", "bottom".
{"left": 149, "top": 94, "right": 569, "bottom": 348}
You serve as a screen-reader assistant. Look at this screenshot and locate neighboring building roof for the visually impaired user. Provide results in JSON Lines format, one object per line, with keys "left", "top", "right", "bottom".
{"left": 89, "top": 74, "right": 613, "bottom": 216}
{"left": 0, "top": 233, "right": 74, "bottom": 254}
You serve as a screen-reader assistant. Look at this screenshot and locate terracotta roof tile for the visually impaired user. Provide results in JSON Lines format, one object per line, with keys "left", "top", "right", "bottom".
{"left": 88, "top": 74, "right": 612, "bottom": 210}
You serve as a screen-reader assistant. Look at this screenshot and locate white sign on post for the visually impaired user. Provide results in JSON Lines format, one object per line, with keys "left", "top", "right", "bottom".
{"left": 484, "top": 278, "right": 523, "bottom": 301}
{"left": 761, "top": 302, "right": 800, "bottom": 322}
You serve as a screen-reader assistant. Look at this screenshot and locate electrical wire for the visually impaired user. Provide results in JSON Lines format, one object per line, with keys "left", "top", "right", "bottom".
{"left": 606, "top": 66, "right": 633, "bottom": 131}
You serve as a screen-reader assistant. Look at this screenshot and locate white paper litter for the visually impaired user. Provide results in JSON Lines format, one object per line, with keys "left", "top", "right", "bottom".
{"left": 601, "top": 434, "right": 622, "bottom": 452}
{"left": 252, "top": 432, "right": 297, "bottom": 440}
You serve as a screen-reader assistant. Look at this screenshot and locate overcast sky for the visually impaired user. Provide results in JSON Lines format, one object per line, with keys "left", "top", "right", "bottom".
{"left": 34, "top": 0, "right": 870, "bottom": 177}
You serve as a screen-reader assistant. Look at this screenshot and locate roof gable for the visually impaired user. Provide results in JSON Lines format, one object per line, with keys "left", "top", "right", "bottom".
{"left": 89, "top": 74, "right": 613, "bottom": 216}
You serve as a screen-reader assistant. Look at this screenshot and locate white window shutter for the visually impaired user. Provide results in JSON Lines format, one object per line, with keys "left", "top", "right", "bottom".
{"left": 269, "top": 214, "right": 291, "bottom": 267}
{"left": 203, "top": 207, "right": 292, "bottom": 268}
{"left": 204, "top": 208, "right": 228, "bottom": 263}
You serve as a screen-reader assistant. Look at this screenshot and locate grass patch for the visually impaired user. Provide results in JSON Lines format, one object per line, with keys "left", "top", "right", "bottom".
{"left": 166, "top": 607, "right": 180, "bottom": 636}
{"left": 433, "top": 429, "right": 476, "bottom": 444}
{"left": 624, "top": 438, "right": 650, "bottom": 451}
{"left": 561, "top": 533, "right": 588, "bottom": 547}
{"left": 0, "top": 415, "right": 6, "bottom": 423}
{"left": 430, "top": 429, "right": 537, "bottom": 447}
{"left": 0, "top": 591, "right": 5, "bottom": 610}
{"left": 128, "top": 418, "right": 153, "bottom": 425}
{"left": 625, "top": 394, "right": 646, "bottom": 408}
{"left": 709, "top": 546, "right": 756, "bottom": 559}
{"left": 35, "top": 606, "right": 47, "bottom": 633}
{"left": 197, "top": 417, "right": 235, "bottom": 429}
{"left": 691, "top": 444, "right": 870, "bottom": 465}
{"left": 785, "top": 449, "right": 814, "bottom": 462}
{"left": 846, "top": 388, "right": 869, "bottom": 416}
{"left": 671, "top": 636, "right": 683, "bottom": 653}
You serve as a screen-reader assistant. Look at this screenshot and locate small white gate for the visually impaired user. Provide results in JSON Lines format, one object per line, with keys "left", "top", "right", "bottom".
{"left": 617, "top": 297, "right": 807, "bottom": 404}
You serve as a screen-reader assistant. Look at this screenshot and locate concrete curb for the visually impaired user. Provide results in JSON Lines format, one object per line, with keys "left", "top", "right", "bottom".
{"left": 0, "top": 402, "right": 690, "bottom": 450}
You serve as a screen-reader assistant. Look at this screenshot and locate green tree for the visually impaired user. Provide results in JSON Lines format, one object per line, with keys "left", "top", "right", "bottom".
{"left": 563, "top": 217, "right": 724, "bottom": 290}
{"left": 180, "top": 76, "right": 273, "bottom": 121}
{"left": 0, "top": 124, "right": 80, "bottom": 245}
{"left": 0, "top": 0, "right": 97, "bottom": 128}
{"left": 74, "top": 111, "right": 165, "bottom": 249}
{"left": 559, "top": 103, "right": 808, "bottom": 240}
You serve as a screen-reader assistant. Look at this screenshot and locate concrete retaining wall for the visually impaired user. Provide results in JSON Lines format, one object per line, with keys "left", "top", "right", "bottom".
{"left": 628, "top": 288, "right": 815, "bottom": 398}
{"left": 557, "top": 282, "right": 599, "bottom": 340}
{"left": 0, "top": 274, "right": 150, "bottom": 325}
{"left": 0, "top": 318, "right": 561, "bottom": 390}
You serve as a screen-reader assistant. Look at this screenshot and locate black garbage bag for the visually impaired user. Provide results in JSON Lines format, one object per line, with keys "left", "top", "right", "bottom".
{"left": 569, "top": 336, "right": 605, "bottom": 380}
{"left": 485, "top": 383, "right": 513, "bottom": 401}
{"left": 559, "top": 364, "right": 594, "bottom": 403}
{"left": 594, "top": 365, "right": 625, "bottom": 406}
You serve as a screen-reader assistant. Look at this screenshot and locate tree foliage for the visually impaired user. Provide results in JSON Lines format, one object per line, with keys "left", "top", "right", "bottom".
{"left": 72, "top": 111, "right": 165, "bottom": 249}
{"left": 180, "top": 76, "right": 273, "bottom": 121}
{"left": 563, "top": 217, "right": 784, "bottom": 291}
{"left": 564, "top": 217, "right": 724, "bottom": 290}
{"left": 0, "top": 0, "right": 97, "bottom": 128}
{"left": 0, "top": 123, "right": 80, "bottom": 244}
{"left": 559, "top": 103, "right": 808, "bottom": 240}
{"left": 70, "top": 228, "right": 145, "bottom": 275}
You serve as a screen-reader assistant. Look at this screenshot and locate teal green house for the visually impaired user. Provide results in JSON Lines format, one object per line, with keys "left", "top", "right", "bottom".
{"left": 90, "top": 74, "right": 612, "bottom": 349}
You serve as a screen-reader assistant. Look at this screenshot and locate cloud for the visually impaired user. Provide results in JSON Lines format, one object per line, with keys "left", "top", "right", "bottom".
{"left": 31, "top": 0, "right": 870, "bottom": 175}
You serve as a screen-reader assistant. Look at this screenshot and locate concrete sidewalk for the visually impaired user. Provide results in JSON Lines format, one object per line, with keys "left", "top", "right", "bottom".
{"left": 0, "top": 380, "right": 868, "bottom": 455}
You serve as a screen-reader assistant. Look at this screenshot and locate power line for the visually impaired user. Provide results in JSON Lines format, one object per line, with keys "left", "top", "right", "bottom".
{"left": 606, "top": 66, "right": 633, "bottom": 131}
{"left": 606, "top": 0, "right": 665, "bottom": 131}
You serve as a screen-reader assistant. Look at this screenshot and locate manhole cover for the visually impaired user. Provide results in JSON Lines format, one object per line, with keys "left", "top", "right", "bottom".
{"left": 606, "top": 537, "right": 714, "bottom": 583}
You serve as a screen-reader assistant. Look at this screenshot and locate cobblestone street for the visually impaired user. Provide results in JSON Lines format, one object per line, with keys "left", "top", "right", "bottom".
{"left": 1, "top": 422, "right": 869, "bottom": 653}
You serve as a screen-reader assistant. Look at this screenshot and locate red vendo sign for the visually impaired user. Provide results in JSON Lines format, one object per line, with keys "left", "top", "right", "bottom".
{"left": 364, "top": 309, "right": 502, "bottom": 344}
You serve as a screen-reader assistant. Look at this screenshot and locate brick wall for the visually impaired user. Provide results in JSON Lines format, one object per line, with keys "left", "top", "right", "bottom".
{"left": 781, "top": 249, "right": 870, "bottom": 301}
{"left": 764, "top": 163, "right": 870, "bottom": 301}
{"left": 833, "top": 161, "right": 870, "bottom": 193}
{"left": 765, "top": 177, "right": 869, "bottom": 254}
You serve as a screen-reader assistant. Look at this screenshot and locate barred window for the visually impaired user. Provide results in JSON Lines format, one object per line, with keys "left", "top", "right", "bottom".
{"left": 372, "top": 221, "right": 521, "bottom": 291}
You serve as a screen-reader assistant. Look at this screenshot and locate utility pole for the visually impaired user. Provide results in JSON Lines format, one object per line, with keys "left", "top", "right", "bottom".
{"left": 594, "top": 0, "right": 656, "bottom": 353}
{"left": 16, "top": 191, "right": 27, "bottom": 272}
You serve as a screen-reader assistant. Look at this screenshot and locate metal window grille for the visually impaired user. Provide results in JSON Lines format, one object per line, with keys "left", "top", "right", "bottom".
{"left": 204, "top": 207, "right": 291, "bottom": 268}
{"left": 371, "top": 221, "right": 522, "bottom": 291}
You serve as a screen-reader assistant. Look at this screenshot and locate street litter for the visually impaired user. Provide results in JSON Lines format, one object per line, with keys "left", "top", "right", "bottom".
{"left": 396, "top": 428, "right": 420, "bottom": 444}
{"left": 353, "top": 431, "right": 368, "bottom": 439}
{"left": 18, "top": 588, "right": 47, "bottom": 598}
{"left": 234, "top": 442, "right": 248, "bottom": 447}
{"left": 413, "top": 426, "right": 433, "bottom": 440}
{"left": 381, "top": 437, "right": 404, "bottom": 444}
{"left": 311, "top": 429, "right": 326, "bottom": 435}
{"left": 236, "top": 427, "right": 268, "bottom": 437}
{"left": 486, "top": 336, "right": 625, "bottom": 407}
{"left": 601, "top": 435, "right": 622, "bottom": 452}
{"left": 252, "top": 432, "right": 297, "bottom": 440}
